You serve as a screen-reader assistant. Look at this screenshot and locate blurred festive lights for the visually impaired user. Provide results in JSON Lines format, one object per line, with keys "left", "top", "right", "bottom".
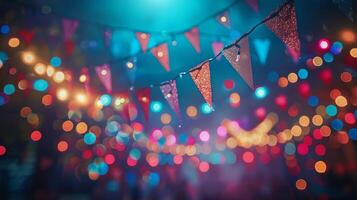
{"left": 254, "top": 86, "right": 268, "bottom": 99}
{"left": 150, "top": 101, "right": 162, "bottom": 112}
{"left": 318, "top": 38, "right": 330, "bottom": 50}
{"left": 56, "top": 88, "right": 69, "bottom": 101}
{"left": 33, "top": 79, "right": 48, "bottom": 92}
{"left": 201, "top": 103, "right": 213, "bottom": 114}
{"left": 22, "top": 52, "right": 35, "bottom": 64}
{"left": 340, "top": 30, "right": 355, "bottom": 43}
{"left": 350, "top": 48, "right": 357, "bottom": 58}
{"left": 75, "top": 92, "right": 89, "bottom": 105}
{"left": 50, "top": 56, "right": 62, "bottom": 67}
{"left": 8, "top": 37, "right": 20, "bottom": 48}
{"left": 99, "top": 94, "right": 112, "bottom": 106}
{"left": 34, "top": 63, "right": 46, "bottom": 75}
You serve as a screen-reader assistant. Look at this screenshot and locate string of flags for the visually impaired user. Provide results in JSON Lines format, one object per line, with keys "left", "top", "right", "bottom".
{"left": 91, "top": 0, "right": 299, "bottom": 122}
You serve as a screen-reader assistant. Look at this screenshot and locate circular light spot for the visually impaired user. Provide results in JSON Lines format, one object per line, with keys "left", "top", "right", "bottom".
{"left": 100, "top": 94, "right": 112, "bottom": 106}
{"left": 323, "top": 52, "right": 334, "bottom": 63}
{"left": 84, "top": 132, "right": 96, "bottom": 145}
{"left": 314, "top": 160, "right": 327, "bottom": 173}
{"left": 199, "top": 162, "right": 210, "bottom": 172}
{"left": 341, "top": 72, "right": 352, "bottom": 83}
{"left": 299, "top": 116, "right": 310, "bottom": 127}
{"left": 325, "top": 105, "right": 337, "bottom": 116}
{"left": 30, "top": 130, "right": 42, "bottom": 141}
{"left": 53, "top": 71, "right": 65, "bottom": 83}
{"left": 312, "top": 115, "right": 323, "bottom": 126}
{"left": 278, "top": 77, "right": 288, "bottom": 88}
{"left": 160, "top": 113, "right": 171, "bottom": 124}
{"left": 76, "top": 122, "right": 88, "bottom": 134}
{"left": 291, "top": 125, "right": 302, "bottom": 137}
{"left": 33, "top": 79, "right": 48, "bottom": 92}
{"left": 330, "top": 41, "right": 343, "bottom": 55}
{"left": 297, "top": 68, "right": 308, "bottom": 79}
{"left": 340, "top": 30, "right": 355, "bottom": 43}
{"left": 201, "top": 103, "right": 213, "bottom": 114}
{"left": 62, "top": 120, "right": 74, "bottom": 132}
{"left": 312, "top": 56, "right": 323, "bottom": 67}
{"left": 20, "top": 107, "right": 32, "bottom": 118}
{"left": 186, "top": 106, "right": 197, "bottom": 118}
{"left": 3, "top": 84, "right": 15, "bottom": 95}
{"left": 296, "top": 179, "right": 307, "bottom": 190}
{"left": 1, "top": 25, "right": 10, "bottom": 34}
{"left": 150, "top": 101, "right": 162, "bottom": 113}
{"left": 50, "top": 56, "right": 62, "bottom": 67}
{"left": 335, "top": 96, "right": 347, "bottom": 107}
{"left": 41, "top": 94, "right": 53, "bottom": 106}
{"left": 34, "top": 63, "right": 46, "bottom": 75}
{"left": 56, "top": 88, "right": 68, "bottom": 101}
{"left": 242, "top": 151, "right": 255, "bottom": 163}
{"left": 22, "top": 52, "right": 35, "bottom": 64}
{"left": 288, "top": 73, "right": 298, "bottom": 83}
{"left": 319, "top": 39, "right": 329, "bottom": 49}
{"left": 8, "top": 37, "right": 20, "bottom": 48}
{"left": 350, "top": 48, "right": 357, "bottom": 58}
{"left": 57, "top": 140, "right": 68, "bottom": 152}
{"left": 0, "top": 145, "right": 6, "bottom": 156}
{"left": 199, "top": 131, "right": 210, "bottom": 142}
{"left": 255, "top": 86, "right": 268, "bottom": 99}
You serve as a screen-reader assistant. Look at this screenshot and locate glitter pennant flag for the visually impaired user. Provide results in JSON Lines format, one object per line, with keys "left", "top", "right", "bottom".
{"left": 95, "top": 64, "right": 112, "bottom": 93}
{"left": 190, "top": 62, "right": 212, "bottom": 107}
{"left": 135, "top": 32, "right": 150, "bottom": 52}
{"left": 160, "top": 80, "right": 181, "bottom": 117}
{"left": 151, "top": 43, "right": 170, "bottom": 71}
{"left": 265, "top": 1, "right": 300, "bottom": 62}
{"left": 223, "top": 37, "right": 254, "bottom": 89}
{"left": 62, "top": 19, "right": 79, "bottom": 41}
{"left": 184, "top": 27, "right": 201, "bottom": 53}
{"left": 136, "top": 87, "right": 151, "bottom": 121}
{"left": 332, "top": 0, "right": 353, "bottom": 22}
{"left": 212, "top": 41, "right": 224, "bottom": 60}
{"left": 245, "top": 0, "right": 259, "bottom": 12}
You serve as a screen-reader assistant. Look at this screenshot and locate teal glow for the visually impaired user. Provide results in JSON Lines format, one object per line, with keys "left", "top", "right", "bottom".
{"left": 150, "top": 101, "right": 162, "bottom": 112}
{"left": 100, "top": 94, "right": 112, "bottom": 106}
{"left": 33, "top": 79, "right": 48, "bottom": 92}
{"left": 129, "top": 148, "right": 141, "bottom": 160}
{"left": 253, "top": 39, "right": 270, "bottom": 64}
{"left": 3, "top": 84, "right": 15, "bottom": 95}
{"left": 84, "top": 132, "right": 96, "bottom": 145}
{"left": 50, "top": 56, "right": 62, "bottom": 67}
{"left": 255, "top": 86, "right": 268, "bottom": 99}
{"left": 326, "top": 105, "right": 337, "bottom": 116}
{"left": 323, "top": 53, "right": 334, "bottom": 63}
{"left": 201, "top": 103, "right": 213, "bottom": 114}
{"left": 297, "top": 68, "right": 308, "bottom": 79}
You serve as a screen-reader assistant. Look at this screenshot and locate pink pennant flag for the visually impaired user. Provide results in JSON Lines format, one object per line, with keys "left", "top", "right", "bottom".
{"left": 151, "top": 43, "right": 170, "bottom": 71}
{"left": 95, "top": 64, "right": 112, "bottom": 93}
{"left": 212, "top": 41, "right": 224, "bottom": 60}
{"left": 104, "top": 30, "right": 112, "bottom": 47}
{"left": 62, "top": 19, "right": 79, "bottom": 41}
{"left": 184, "top": 27, "right": 201, "bottom": 53}
{"left": 217, "top": 12, "right": 231, "bottom": 28}
{"left": 190, "top": 62, "right": 212, "bottom": 107}
{"left": 136, "top": 88, "right": 151, "bottom": 121}
{"left": 160, "top": 80, "right": 181, "bottom": 117}
{"left": 245, "top": 0, "right": 259, "bottom": 12}
{"left": 135, "top": 32, "right": 150, "bottom": 52}
{"left": 223, "top": 37, "right": 254, "bottom": 89}
{"left": 265, "top": 1, "right": 300, "bottom": 62}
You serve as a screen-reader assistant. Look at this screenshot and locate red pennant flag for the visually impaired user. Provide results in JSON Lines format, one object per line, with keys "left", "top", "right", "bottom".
{"left": 135, "top": 32, "right": 150, "bottom": 52}
{"left": 184, "top": 27, "right": 201, "bottom": 53}
{"left": 151, "top": 43, "right": 170, "bottom": 71}
{"left": 217, "top": 12, "right": 231, "bottom": 28}
{"left": 64, "top": 40, "right": 75, "bottom": 55}
{"left": 190, "top": 62, "right": 212, "bottom": 107}
{"left": 160, "top": 80, "right": 181, "bottom": 117}
{"left": 62, "top": 19, "right": 79, "bottom": 41}
{"left": 265, "top": 2, "right": 300, "bottom": 62}
{"left": 95, "top": 64, "right": 112, "bottom": 93}
{"left": 18, "top": 29, "right": 35, "bottom": 45}
{"left": 136, "top": 88, "right": 151, "bottom": 121}
{"left": 223, "top": 37, "right": 254, "bottom": 89}
{"left": 245, "top": 0, "right": 259, "bottom": 12}
{"left": 212, "top": 41, "right": 223, "bottom": 60}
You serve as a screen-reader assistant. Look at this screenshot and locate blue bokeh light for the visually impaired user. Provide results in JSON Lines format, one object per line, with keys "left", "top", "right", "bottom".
{"left": 100, "top": 94, "right": 112, "bottom": 106}
{"left": 3, "top": 84, "right": 15, "bottom": 95}
{"left": 50, "top": 56, "right": 62, "bottom": 67}
{"left": 33, "top": 79, "right": 49, "bottom": 92}
{"left": 255, "top": 86, "right": 268, "bottom": 99}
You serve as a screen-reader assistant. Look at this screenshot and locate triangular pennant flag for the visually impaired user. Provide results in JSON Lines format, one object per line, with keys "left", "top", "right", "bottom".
{"left": 95, "top": 64, "right": 112, "bottom": 93}
{"left": 184, "top": 27, "right": 201, "bottom": 53}
{"left": 253, "top": 38, "right": 271, "bottom": 64}
{"left": 135, "top": 32, "right": 150, "bottom": 52}
{"left": 103, "top": 30, "right": 112, "bottom": 47}
{"left": 18, "top": 29, "right": 35, "bottom": 45}
{"left": 160, "top": 80, "right": 181, "bottom": 117}
{"left": 151, "top": 43, "right": 170, "bottom": 71}
{"left": 245, "top": 0, "right": 259, "bottom": 12}
{"left": 136, "top": 88, "right": 151, "bottom": 121}
{"left": 265, "top": 1, "right": 300, "bottom": 62}
{"left": 212, "top": 41, "right": 224, "bottom": 60}
{"left": 190, "top": 62, "right": 212, "bottom": 107}
{"left": 223, "top": 37, "right": 254, "bottom": 89}
{"left": 217, "top": 12, "right": 231, "bottom": 28}
{"left": 332, "top": 0, "right": 354, "bottom": 22}
{"left": 62, "top": 19, "right": 79, "bottom": 41}
{"left": 64, "top": 39, "right": 75, "bottom": 55}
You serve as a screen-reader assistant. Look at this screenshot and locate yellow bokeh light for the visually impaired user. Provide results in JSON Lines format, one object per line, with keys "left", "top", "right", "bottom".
{"left": 335, "top": 96, "right": 347, "bottom": 107}
{"left": 291, "top": 125, "right": 302, "bottom": 137}
{"left": 46, "top": 65, "right": 55, "bottom": 77}
{"left": 312, "top": 56, "right": 323, "bottom": 67}
{"left": 220, "top": 16, "right": 227, "bottom": 23}
{"left": 314, "top": 160, "right": 327, "bottom": 173}
{"left": 53, "top": 71, "right": 65, "bottom": 83}
{"left": 79, "top": 74, "right": 87, "bottom": 83}
{"left": 75, "top": 92, "right": 88, "bottom": 105}
{"left": 22, "top": 52, "right": 35, "bottom": 64}
{"left": 56, "top": 88, "right": 69, "bottom": 101}
{"left": 34, "top": 63, "right": 46, "bottom": 75}
{"left": 350, "top": 48, "right": 357, "bottom": 58}
{"left": 126, "top": 62, "right": 134, "bottom": 69}
{"left": 157, "top": 51, "right": 163, "bottom": 57}
{"left": 140, "top": 33, "right": 147, "bottom": 39}
{"left": 101, "top": 69, "right": 107, "bottom": 76}
{"left": 296, "top": 179, "right": 307, "bottom": 190}
{"left": 287, "top": 73, "right": 298, "bottom": 83}
{"left": 226, "top": 137, "right": 237, "bottom": 149}
{"left": 312, "top": 115, "right": 323, "bottom": 126}
{"left": 298, "top": 115, "right": 310, "bottom": 127}
{"left": 8, "top": 37, "right": 20, "bottom": 48}
{"left": 186, "top": 106, "right": 198, "bottom": 118}
{"left": 230, "top": 92, "right": 240, "bottom": 104}
{"left": 76, "top": 122, "right": 88, "bottom": 134}
{"left": 340, "top": 30, "right": 355, "bottom": 43}
{"left": 160, "top": 113, "right": 172, "bottom": 124}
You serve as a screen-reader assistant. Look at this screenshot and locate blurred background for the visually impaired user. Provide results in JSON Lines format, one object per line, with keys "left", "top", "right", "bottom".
{"left": 0, "top": 0, "right": 356, "bottom": 199}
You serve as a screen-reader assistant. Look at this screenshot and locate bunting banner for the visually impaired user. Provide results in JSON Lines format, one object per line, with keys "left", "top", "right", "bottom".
{"left": 223, "top": 37, "right": 254, "bottom": 89}
{"left": 18, "top": 29, "right": 35, "bottom": 45}
{"left": 184, "top": 27, "right": 201, "bottom": 53}
{"left": 151, "top": 43, "right": 170, "bottom": 71}
{"left": 136, "top": 87, "right": 151, "bottom": 121}
{"left": 160, "top": 80, "right": 181, "bottom": 117}
{"left": 265, "top": 1, "right": 300, "bottom": 62}
{"left": 95, "top": 64, "right": 112, "bottom": 93}
{"left": 212, "top": 41, "right": 224, "bottom": 60}
{"left": 135, "top": 32, "right": 150, "bottom": 52}
{"left": 253, "top": 38, "right": 271, "bottom": 64}
{"left": 245, "top": 0, "right": 259, "bottom": 12}
{"left": 190, "top": 62, "right": 212, "bottom": 107}
{"left": 332, "top": 0, "right": 353, "bottom": 22}
{"left": 62, "top": 19, "right": 79, "bottom": 41}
